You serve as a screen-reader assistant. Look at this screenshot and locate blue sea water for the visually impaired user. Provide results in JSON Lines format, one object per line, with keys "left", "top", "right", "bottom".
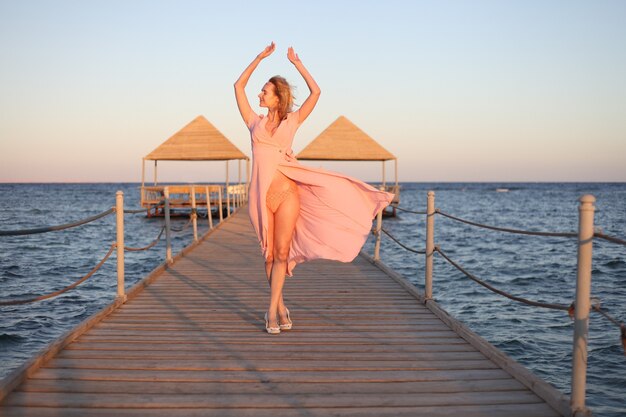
{"left": 1, "top": 182, "right": 625, "bottom": 416}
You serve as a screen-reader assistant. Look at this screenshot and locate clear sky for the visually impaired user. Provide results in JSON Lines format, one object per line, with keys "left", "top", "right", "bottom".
{"left": 1, "top": 0, "right": 624, "bottom": 183}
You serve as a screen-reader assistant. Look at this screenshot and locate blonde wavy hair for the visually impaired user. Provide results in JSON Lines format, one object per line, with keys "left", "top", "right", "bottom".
{"left": 268, "top": 76, "right": 294, "bottom": 122}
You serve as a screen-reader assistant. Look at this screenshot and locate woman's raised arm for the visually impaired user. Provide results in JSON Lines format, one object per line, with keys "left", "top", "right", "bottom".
{"left": 234, "top": 42, "right": 275, "bottom": 124}
{"left": 288, "top": 47, "right": 321, "bottom": 124}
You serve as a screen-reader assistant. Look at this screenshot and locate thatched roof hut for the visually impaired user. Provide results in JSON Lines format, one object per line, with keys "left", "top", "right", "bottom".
{"left": 141, "top": 116, "right": 249, "bottom": 208}
{"left": 297, "top": 116, "right": 395, "bottom": 161}
{"left": 297, "top": 115, "right": 397, "bottom": 187}
{"left": 145, "top": 115, "right": 247, "bottom": 161}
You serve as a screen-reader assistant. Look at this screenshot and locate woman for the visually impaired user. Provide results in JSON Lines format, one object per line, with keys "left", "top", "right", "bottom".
{"left": 235, "top": 42, "right": 393, "bottom": 334}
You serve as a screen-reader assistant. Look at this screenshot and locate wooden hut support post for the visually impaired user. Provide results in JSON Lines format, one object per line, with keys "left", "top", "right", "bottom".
{"left": 218, "top": 187, "right": 223, "bottom": 222}
{"left": 570, "top": 194, "right": 595, "bottom": 416}
{"left": 205, "top": 186, "right": 213, "bottom": 229}
{"left": 382, "top": 160, "right": 386, "bottom": 187}
{"left": 141, "top": 159, "right": 145, "bottom": 207}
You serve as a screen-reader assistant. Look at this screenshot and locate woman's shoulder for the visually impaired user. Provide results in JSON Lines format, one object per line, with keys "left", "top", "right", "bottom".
{"left": 247, "top": 111, "right": 261, "bottom": 129}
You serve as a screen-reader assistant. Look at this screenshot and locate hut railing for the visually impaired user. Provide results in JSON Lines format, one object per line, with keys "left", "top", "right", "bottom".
{"left": 372, "top": 191, "right": 625, "bottom": 417}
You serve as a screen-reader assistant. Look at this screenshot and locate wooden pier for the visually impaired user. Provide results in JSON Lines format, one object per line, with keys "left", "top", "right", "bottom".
{"left": 0, "top": 209, "right": 568, "bottom": 416}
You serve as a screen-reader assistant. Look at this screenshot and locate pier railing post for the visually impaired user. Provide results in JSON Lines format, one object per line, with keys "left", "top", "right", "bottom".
{"left": 164, "top": 187, "right": 173, "bottom": 264}
{"left": 571, "top": 194, "right": 595, "bottom": 415}
{"left": 374, "top": 208, "right": 383, "bottom": 261}
{"left": 206, "top": 186, "right": 213, "bottom": 229}
{"left": 218, "top": 187, "right": 224, "bottom": 222}
{"left": 115, "top": 191, "right": 126, "bottom": 302}
{"left": 191, "top": 186, "right": 198, "bottom": 242}
{"left": 425, "top": 191, "right": 435, "bottom": 301}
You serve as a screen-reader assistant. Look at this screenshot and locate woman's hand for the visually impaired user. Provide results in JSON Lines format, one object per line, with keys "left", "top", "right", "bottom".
{"left": 257, "top": 42, "right": 276, "bottom": 60}
{"left": 287, "top": 47, "right": 301, "bottom": 65}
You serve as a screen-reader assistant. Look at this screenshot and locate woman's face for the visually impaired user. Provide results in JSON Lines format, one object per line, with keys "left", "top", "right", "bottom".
{"left": 258, "top": 82, "right": 279, "bottom": 109}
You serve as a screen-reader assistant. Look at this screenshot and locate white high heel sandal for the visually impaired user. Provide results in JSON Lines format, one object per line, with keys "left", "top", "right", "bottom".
{"left": 264, "top": 312, "right": 281, "bottom": 335}
{"left": 279, "top": 308, "right": 293, "bottom": 330}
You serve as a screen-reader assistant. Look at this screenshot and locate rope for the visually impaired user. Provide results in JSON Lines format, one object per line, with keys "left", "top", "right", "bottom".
{"left": 434, "top": 246, "right": 570, "bottom": 311}
{"left": 123, "top": 208, "right": 149, "bottom": 214}
{"left": 594, "top": 231, "right": 626, "bottom": 246}
{"left": 170, "top": 218, "right": 192, "bottom": 233}
{"left": 592, "top": 304, "right": 625, "bottom": 330}
{"left": 395, "top": 206, "right": 428, "bottom": 215}
{"left": 0, "top": 243, "right": 116, "bottom": 306}
{"left": 436, "top": 209, "right": 578, "bottom": 238}
{"left": 381, "top": 228, "right": 426, "bottom": 254}
{"left": 124, "top": 199, "right": 165, "bottom": 214}
{"left": 124, "top": 226, "right": 166, "bottom": 252}
{"left": 0, "top": 208, "right": 115, "bottom": 236}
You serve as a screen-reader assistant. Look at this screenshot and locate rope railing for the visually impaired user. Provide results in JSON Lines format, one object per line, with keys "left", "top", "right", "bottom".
{"left": 0, "top": 191, "right": 199, "bottom": 306}
{"left": 374, "top": 193, "right": 624, "bottom": 413}
{"left": 123, "top": 208, "right": 149, "bottom": 214}
{"left": 394, "top": 206, "right": 428, "bottom": 215}
{"left": 395, "top": 204, "right": 626, "bottom": 246}
{"left": 0, "top": 208, "right": 115, "bottom": 236}
{"left": 380, "top": 228, "right": 426, "bottom": 254}
{"left": 434, "top": 246, "right": 570, "bottom": 311}
{"left": 593, "top": 231, "right": 626, "bottom": 246}
{"left": 0, "top": 243, "right": 116, "bottom": 306}
{"left": 124, "top": 226, "right": 166, "bottom": 252}
{"left": 170, "top": 218, "right": 193, "bottom": 233}
{"left": 435, "top": 209, "right": 579, "bottom": 238}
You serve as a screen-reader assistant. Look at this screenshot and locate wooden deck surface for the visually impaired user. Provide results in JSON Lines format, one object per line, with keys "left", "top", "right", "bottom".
{"left": 0, "top": 209, "right": 563, "bottom": 416}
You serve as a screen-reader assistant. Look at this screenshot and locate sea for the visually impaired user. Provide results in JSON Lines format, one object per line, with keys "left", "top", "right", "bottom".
{"left": 1, "top": 182, "right": 625, "bottom": 416}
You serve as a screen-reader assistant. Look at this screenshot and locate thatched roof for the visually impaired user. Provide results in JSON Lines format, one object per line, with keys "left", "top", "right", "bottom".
{"left": 145, "top": 116, "right": 248, "bottom": 161}
{"left": 297, "top": 116, "right": 395, "bottom": 161}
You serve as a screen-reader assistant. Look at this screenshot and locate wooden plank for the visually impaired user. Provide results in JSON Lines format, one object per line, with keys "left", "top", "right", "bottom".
{"left": 31, "top": 368, "right": 513, "bottom": 383}
{"left": 56, "top": 350, "right": 486, "bottom": 362}
{"left": 4, "top": 391, "right": 545, "bottom": 408}
{"left": 0, "top": 403, "right": 561, "bottom": 417}
{"left": 45, "top": 358, "right": 499, "bottom": 371}
{"left": 64, "top": 342, "right": 476, "bottom": 353}
{"left": 18, "top": 378, "right": 527, "bottom": 395}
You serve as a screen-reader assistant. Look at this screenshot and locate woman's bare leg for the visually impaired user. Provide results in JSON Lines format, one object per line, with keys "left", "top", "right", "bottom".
{"left": 264, "top": 210, "right": 288, "bottom": 321}
{"left": 266, "top": 191, "right": 299, "bottom": 330}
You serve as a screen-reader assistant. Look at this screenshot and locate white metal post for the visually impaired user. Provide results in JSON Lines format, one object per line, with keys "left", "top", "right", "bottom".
{"left": 191, "top": 186, "right": 198, "bottom": 242}
{"left": 425, "top": 191, "right": 435, "bottom": 301}
{"left": 374, "top": 209, "right": 383, "bottom": 261}
{"left": 571, "top": 194, "right": 595, "bottom": 415}
{"left": 115, "top": 191, "right": 126, "bottom": 301}
{"left": 164, "top": 187, "right": 172, "bottom": 264}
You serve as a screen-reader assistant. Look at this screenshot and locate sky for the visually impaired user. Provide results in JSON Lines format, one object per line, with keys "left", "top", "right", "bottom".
{"left": 0, "top": 0, "right": 625, "bottom": 183}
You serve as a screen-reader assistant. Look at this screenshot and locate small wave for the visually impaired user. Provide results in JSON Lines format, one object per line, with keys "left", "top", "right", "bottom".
{"left": 604, "top": 258, "right": 625, "bottom": 269}
{"left": 0, "top": 333, "right": 27, "bottom": 345}
{"left": 2, "top": 270, "right": 24, "bottom": 278}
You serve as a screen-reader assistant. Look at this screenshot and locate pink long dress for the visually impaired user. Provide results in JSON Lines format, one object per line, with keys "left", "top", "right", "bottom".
{"left": 247, "top": 110, "right": 394, "bottom": 276}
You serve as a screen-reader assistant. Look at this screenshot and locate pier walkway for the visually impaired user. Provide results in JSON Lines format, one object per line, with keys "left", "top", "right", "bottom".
{"left": 0, "top": 209, "right": 564, "bottom": 416}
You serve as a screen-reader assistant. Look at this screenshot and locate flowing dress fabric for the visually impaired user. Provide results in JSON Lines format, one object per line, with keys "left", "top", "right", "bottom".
{"left": 247, "top": 110, "right": 394, "bottom": 276}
